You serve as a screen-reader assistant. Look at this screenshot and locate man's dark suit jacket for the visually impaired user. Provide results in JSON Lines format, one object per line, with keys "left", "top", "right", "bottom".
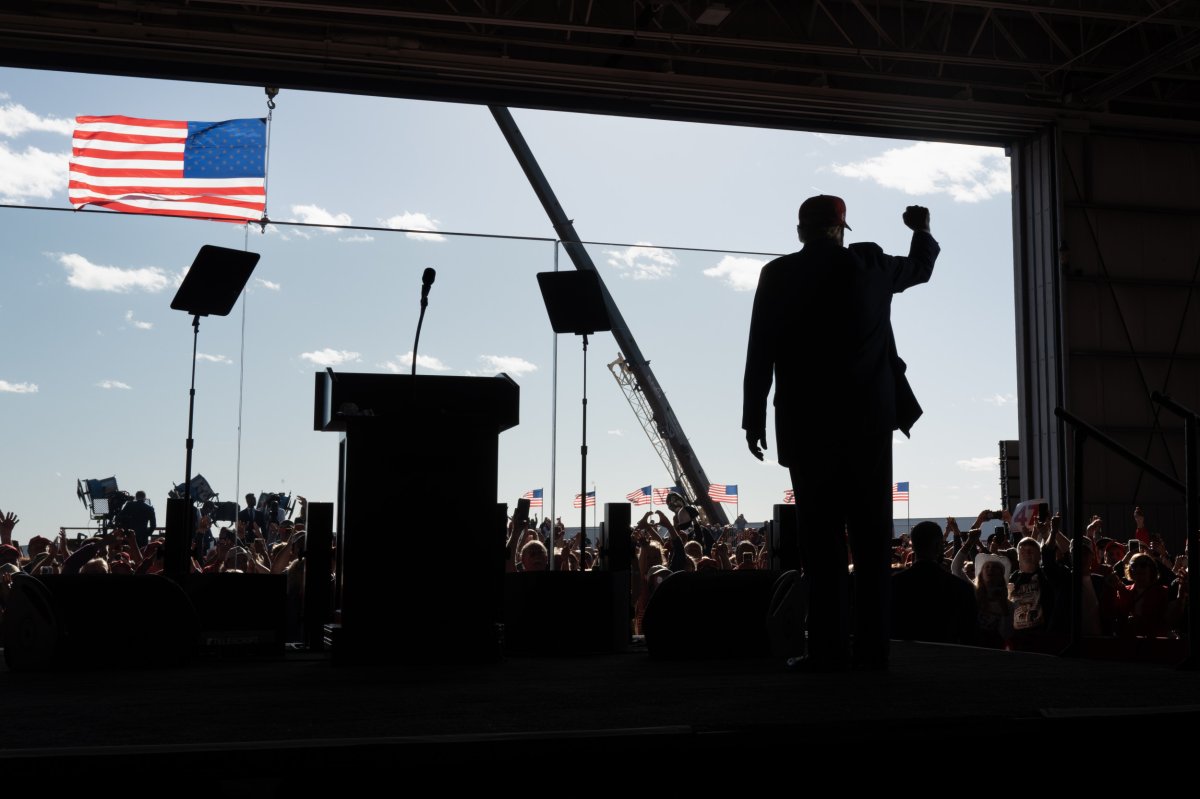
{"left": 891, "top": 561, "right": 977, "bottom": 645}
{"left": 742, "top": 231, "right": 939, "bottom": 467}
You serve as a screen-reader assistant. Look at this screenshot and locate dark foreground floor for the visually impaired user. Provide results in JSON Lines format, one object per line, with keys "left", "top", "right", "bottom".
{"left": 2, "top": 638, "right": 1199, "bottom": 787}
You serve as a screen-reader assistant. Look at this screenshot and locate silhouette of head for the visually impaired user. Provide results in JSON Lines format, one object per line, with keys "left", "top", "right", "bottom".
{"left": 798, "top": 194, "right": 851, "bottom": 244}
{"left": 910, "top": 520, "right": 944, "bottom": 562}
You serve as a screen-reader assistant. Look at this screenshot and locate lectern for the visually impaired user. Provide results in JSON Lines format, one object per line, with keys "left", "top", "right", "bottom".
{"left": 315, "top": 371, "right": 519, "bottom": 663}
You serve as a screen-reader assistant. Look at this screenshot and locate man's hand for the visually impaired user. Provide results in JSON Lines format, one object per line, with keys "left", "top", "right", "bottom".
{"left": 745, "top": 430, "right": 767, "bottom": 461}
{"left": 902, "top": 205, "right": 931, "bottom": 233}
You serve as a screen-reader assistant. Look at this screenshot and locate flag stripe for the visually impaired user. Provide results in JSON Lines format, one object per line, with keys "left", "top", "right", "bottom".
{"left": 75, "top": 115, "right": 189, "bottom": 129}
{"left": 69, "top": 180, "right": 265, "bottom": 198}
{"left": 73, "top": 135, "right": 187, "bottom": 149}
{"left": 67, "top": 192, "right": 267, "bottom": 212}
{"left": 71, "top": 156, "right": 188, "bottom": 169}
{"left": 67, "top": 199, "right": 260, "bottom": 221}
{"left": 72, "top": 148, "right": 184, "bottom": 161}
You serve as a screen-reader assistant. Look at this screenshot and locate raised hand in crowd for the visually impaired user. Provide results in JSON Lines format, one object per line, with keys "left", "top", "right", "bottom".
{"left": 0, "top": 509, "right": 18, "bottom": 546}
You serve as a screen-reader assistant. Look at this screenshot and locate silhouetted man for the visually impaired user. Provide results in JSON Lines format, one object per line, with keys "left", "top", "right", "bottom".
{"left": 116, "top": 490, "right": 157, "bottom": 548}
{"left": 742, "top": 195, "right": 938, "bottom": 670}
{"left": 891, "top": 521, "right": 975, "bottom": 645}
{"left": 239, "top": 493, "right": 264, "bottom": 532}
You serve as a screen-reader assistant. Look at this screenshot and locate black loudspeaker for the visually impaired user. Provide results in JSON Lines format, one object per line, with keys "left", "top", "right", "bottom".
{"left": 3, "top": 574, "right": 198, "bottom": 671}
{"left": 303, "top": 502, "right": 334, "bottom": 650}
{"left": 601, "top": 502, "right": 632, "bottom": 572}
{"left": 770, "top": 504, "right": 802, "bottom": 572}
{"left": 503, "top": 571, "right": 628, "bottom": 655}
{"left": 642, "top": 570, "right": 784, "bottom": 659}
{"left": 182, "top": 573, "right": 286, "bottom": 656}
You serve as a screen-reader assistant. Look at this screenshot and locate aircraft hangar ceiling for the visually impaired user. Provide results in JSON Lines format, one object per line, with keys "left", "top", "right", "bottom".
{"left": 1, "top": 1, "right": 1200, "bottom": 143}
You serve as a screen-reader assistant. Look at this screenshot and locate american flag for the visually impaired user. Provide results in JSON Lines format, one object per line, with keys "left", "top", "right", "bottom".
{"left": 892, "top": 482, "right": 910, "bottom": 501}
{"left": 783, "top": 489, "right": 795, "bottom": 505}
{"left": 521, "top": 488, "right": 543, "bottom": 508}
{"left": 69, "top": 116, "right": 267, "bottom": 222}
{"left": 626, "top": 486, "right": 652, "bottom": 506}
{"left": 573, "top": 491, "right": 596, "bottom": 508}
{"left": 708, "top": 484, "right": 738, "bottom": 504}
{"left": 652, "top": 486, "right": 683, "bottom": 504}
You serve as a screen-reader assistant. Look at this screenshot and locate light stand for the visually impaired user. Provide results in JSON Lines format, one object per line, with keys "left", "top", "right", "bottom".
{"left": 537, "top": 270, "right": 611, "bottom": 570}
{"left": 169, "top": 245, "right": 259, "bottom": 577}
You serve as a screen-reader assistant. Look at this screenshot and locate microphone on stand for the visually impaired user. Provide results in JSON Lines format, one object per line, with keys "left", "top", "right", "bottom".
{"left": 421, "top": 267, "right": 436, "bottom": 305}
{"left": 412, "top": 268, "right": 436, "bottom": 376}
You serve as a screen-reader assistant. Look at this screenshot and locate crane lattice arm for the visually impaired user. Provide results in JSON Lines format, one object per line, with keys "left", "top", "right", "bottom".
{"left": 607, "top": 353, "right": 687, "bottom": 492}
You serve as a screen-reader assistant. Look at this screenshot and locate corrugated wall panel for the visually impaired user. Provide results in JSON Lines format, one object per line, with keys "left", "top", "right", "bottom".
{"left": 1057, "top": 128, "right": 1200, "bottom": 547}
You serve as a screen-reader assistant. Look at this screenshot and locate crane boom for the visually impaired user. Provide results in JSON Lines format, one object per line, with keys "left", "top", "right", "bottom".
{"left": 491, "top": 105, "right": 730, "bottom": 526}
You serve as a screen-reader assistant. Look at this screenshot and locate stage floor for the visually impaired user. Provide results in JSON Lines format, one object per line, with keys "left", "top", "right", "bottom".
{"left": 2, "top": 639, "right": 1199, "bottom": 779}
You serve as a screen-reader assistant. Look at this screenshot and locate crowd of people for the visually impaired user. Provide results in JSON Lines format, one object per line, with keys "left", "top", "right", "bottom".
{"left": 0, "top": 495, "right": 313, "bottom": 640}
{"left": 3, "top": 491, "right": 1191, "bottom": 654}
{"left": 502, "top": 497, "right": 1191, "bottom": 649}
{"left": 889, "top": 506, "right": 1189, "bottom": 649}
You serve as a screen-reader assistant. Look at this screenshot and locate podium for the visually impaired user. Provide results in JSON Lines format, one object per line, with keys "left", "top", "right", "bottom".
{"left": 314, "top": 371, "right": 519, "bottom": 663}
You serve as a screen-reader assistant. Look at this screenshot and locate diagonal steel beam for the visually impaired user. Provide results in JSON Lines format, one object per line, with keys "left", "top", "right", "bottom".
{"left": 489, "top": 105, "right": 730, "bottom": 526}
{"left": 850, "top": 0, "right": 898, "bottom": 49}
{"left": 1079, "top": 28, "right": 1200, "bottom": 106}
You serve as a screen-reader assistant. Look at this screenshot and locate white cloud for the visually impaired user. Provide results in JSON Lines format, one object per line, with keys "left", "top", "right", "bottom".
{"left": 0, "top": 380, "right": 38, "bottom": 393}
{"left": 981, "top": 393, "right": 1016, "bottom": 407}
{"left": 383, "top": 351, "right": 450, "bottom": 372}
{"left": 124, "top": 310, "right": 153, "bottom": 330}
{"left": 255, "top": 278, "right": 281, "bottom": 291}
{"left": 58, "top": 253, "right": 169, "bottom": 293}
{"left": 0, "top": 102, "right": 74, "bottom": 137}
{"left": 383, "top": 212, "right": 446, "bottom": 242}
{"left": 97, "top": 380, "right": 132, "bottom": 390}
{"left": 340, "top": 234, "right": 374, "bottom": 243}
{"left": 812, "top": 132, "right": 845, "bottom": 146}
{"left": 196, "top": 353, "right": 232, "bottom": 364}
{"left": 607, "top": 429, "right": 623, "bottom": 437}
{"left": 703, "top": 255, "right": 765, "bottom": 292}
{"left": 300, "top": 348, "right": 361, "bottom": 368}
{"left": 605, "top": 242, "right": 677, "bottom": 281}
{"left": 831, "top": 142, "right": 1011, "bottom": 203}
{"left": 0, "top": 142, "right": 69, "bottom": 202}
{"left": 956, "top": 456, "right": 999, "bottom": 472}
{"left": 479, "top": 354, "right": 538, "bottom": 377}
{"left": 290, "top": 204, "right": 352, "bottom": 230}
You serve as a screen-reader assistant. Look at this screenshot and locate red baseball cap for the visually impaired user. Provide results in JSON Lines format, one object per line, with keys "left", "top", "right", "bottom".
{"left": 799, "top": 194, "right": 851, "bottom": 230}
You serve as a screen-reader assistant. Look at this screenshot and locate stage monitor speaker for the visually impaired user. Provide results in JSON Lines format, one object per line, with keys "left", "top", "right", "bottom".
{"left": 503, "top": 571, "right": 628, "bottom": 655}
{"left": 3, "top": 574, "right": 198, "bottom": 671}
{"left": 303, "top": 502, "right": 334, "bottom": 650}
{"left": 642, "top": 570, "right": 784, "bottom": 659}
{"left": 182, "top": 573, "right": 285, "bottom": 655}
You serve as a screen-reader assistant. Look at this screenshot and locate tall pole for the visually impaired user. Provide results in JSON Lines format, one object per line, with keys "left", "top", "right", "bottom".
{"left": 549, "top": 243, "right": 559, "bottom": 572}
{"left": 580, "top": 333, "right": 588, "bottom": 566}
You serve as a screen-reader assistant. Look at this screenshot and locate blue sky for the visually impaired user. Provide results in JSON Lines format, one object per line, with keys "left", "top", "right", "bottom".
{"left": 0, "top": 67, "right": 1017, "bottom": 538}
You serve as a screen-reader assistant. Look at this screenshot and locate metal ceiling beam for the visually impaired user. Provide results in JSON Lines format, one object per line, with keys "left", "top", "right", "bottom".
{"left": 1079, "top": 28, "right": 1200, "bottom": 106}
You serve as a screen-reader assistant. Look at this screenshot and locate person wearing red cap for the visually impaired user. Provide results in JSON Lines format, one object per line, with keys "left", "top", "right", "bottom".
{"left": 742, "top": 195, "right": 938, "bottom": 671}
